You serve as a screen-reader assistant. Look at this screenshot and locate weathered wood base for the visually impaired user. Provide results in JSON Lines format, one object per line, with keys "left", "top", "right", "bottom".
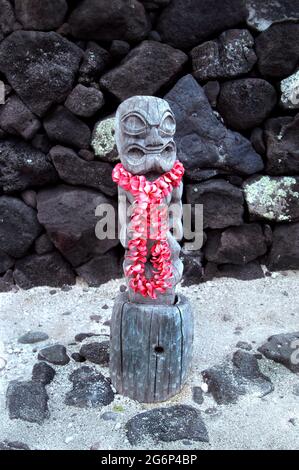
{"left": 109, "top": 293, "right": 194, "bottom": 403}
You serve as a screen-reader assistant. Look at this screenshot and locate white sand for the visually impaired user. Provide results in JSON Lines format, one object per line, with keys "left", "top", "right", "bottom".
{"left": 0, "top": 273, "right": 299, "bottom": 450}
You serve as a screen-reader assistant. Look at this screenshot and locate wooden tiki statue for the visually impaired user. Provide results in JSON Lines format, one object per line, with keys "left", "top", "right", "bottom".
{"left": 110, "top": 96, "right": 194, "bottom": 403}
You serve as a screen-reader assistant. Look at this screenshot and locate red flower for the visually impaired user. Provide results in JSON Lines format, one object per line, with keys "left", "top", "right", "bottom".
{"left": 112, "top": 161, "right": 184, "bottom": 298}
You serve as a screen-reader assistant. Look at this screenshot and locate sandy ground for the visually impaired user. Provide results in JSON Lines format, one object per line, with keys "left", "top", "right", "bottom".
{"left": 0, "top": 272, "right": 299, "bottom": 451}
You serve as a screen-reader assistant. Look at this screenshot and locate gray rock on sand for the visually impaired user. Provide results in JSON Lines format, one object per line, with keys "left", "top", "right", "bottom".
{"left": 79, "top": 341, "right": 109, "bottom": 366}
{"left": 38, "top": 344, "right": 70, "bottom": 366}
{"left": 18, "top": 331, "right": 49, "bottom": 344}
{"left": 32, "top": 362, "right": 56, "bottom": 385}
{"left": 202, "top": 350, "right": 274, "bottom": 405}
{"left": 6, "top": 380, "right": 49, "bottom": 424}
{"left": 65, "top": 366, "right": 114, "bottom": 408}
{"left": 258, "top": 332, "right": 299, "bottom": 373}
{"left": 126, "top": 405, "right": 209, "bottom": 445}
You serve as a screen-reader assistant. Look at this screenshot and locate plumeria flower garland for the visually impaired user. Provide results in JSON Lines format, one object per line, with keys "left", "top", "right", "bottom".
{"left": 112, "top": 161, "right": 184, "bottom": 299}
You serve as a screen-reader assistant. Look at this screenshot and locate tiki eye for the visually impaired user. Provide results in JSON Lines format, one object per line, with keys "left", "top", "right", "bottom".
{"left": 160, "top": 114, "right": 176, "bottom": 135}
{"left": 122, "top": 114, "right": 146, "bottom": 135}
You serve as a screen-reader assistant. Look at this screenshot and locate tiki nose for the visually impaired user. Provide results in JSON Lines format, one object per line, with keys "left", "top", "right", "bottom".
{"left": 146, "top": 127, "right": 164, "bottom": 148}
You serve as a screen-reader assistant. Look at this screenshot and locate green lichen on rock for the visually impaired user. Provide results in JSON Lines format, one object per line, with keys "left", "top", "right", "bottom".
{"left": 280, "top": 70, "right": 299, "bottom": 109}
{"left": 244, "top": 176, "right": 299, "bottom": 222}
{"left": 91, "top": 116, "right": 118, "bottom": 162}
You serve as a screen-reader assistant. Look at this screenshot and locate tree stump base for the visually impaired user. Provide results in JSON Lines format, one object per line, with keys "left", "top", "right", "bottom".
{"left": 109, "top": 293, "right": 194, "bottom": 403}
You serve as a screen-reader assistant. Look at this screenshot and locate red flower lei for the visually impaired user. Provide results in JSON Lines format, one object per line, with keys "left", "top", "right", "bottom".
{"left": 112, "top": 161, "right": 184, "bottom": 299}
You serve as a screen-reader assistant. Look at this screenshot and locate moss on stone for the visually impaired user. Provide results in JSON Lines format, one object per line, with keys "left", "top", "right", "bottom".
{"left": 244, "top": 176, "right": 299, "bottom": 222}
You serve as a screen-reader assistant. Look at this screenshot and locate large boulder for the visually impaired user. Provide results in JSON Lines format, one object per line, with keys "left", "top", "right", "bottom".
{"left": 156, "top": 0, "right": 247, "bottom": 49}
{"left": 246, "top": 0, "right": 299, "bottom": 32}
{"left": 267, "top": 223, "right": 299, "bottom": 270}
{"left": 244, "top": 176, "right": 299, "bottom": 223}
{"left": 205, "top": 224, "right": 267, "bottom": 265}
{"left": 0, "top": 196, "right": 42, "bottom": 258}
{"left": 217, "top": 79, "right": 277, "bottom": 131}
{"left": 255, "top": 23, "right": 299, "bottom": 78}
{"left": 0, "top": 31, "right": 83, "bottom": 117}
{"left": 165, "top": 75, "right": 264, "bottom": 176}
{"left": 191, "top": 29, "right": 256, "bottom": 81}
{"left": 69, "top": 0, "right": 150, "bottom": 42}
{"left": 14, "top": 0, "right": 68, "bottom": 31}
{"left": 186, "top": 180, "right": 244, "bottom": 230}
{"left": 100, "top": 41, "right": 187, "bottom": 102}
{"left": 0, "top": 139, "right": 58, "bottom": 193}
{"left": 50, "top": 146, "right": 117, "bottom": 197}
{"left": 36, "top": 185, "right": 118, "bottom": 267}
{"left": 265, "top": 115, "right": 299, "bottom": 175}
{"left": 14, "top": 252, "right": 76, "bottom": 289}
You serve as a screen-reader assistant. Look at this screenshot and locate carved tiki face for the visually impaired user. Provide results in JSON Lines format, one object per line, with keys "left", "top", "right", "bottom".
{"left": 115, "top": 96, "right": 177, "bottom": 175}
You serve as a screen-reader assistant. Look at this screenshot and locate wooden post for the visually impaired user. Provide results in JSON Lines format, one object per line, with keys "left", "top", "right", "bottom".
{"left": 110, "top": 96, "right": 194, "bottom": 403}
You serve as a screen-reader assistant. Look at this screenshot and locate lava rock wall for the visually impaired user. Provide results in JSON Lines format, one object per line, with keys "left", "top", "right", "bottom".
{"left": 0, "top": 0, "right": 299, "bottom": 291}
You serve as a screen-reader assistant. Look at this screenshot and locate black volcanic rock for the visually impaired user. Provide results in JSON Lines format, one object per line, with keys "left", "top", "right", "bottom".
{"left": 165, "top": 75, "right": 264, "bottom": 176}
{"left": 76, "top": 251, "right": 121, "bottom": 286}
{"left": 267, "top": 223, "right": 299, "bottom": 271}
{"left": 38, "top": 344, "right": 70, "bottom": 366}
{"left": 14, "top": 252, "right": 76, "bottom": 289}
{"left": 100, "top": 41, "right": 187, "bottom": 102}
{"left": 65, "top": 85, "right": 104, "bottom": 118}
{"left": 265, "top": 115, "right": 299, "bottom": 175}
{"left": 79, "top": 341, "right": 110, "bottom": 366}
{"left": 0, "top": 0, "right": 15, "bottom": 40}
{"left": 202, "top": 350, "right": 273, "bottom": 405}
{"left": 218, "top": 79, "right": 277, "bottom": 131}
{"left": 69, "top": 0, "right": 150, "bottom": 42}
{"left": 44, "top": 107, "right": 91, "bottom": 149}
{"left": 246, "top": 0, "right": 299, "bottom": 32}
{"left": 0, "top": 95, "right": 41, "bottom": 140}
{"left": 32, "top": 362, "right": 56, "bottom": 386}
{"left": 36, "top": 185, "right": 118, "bottom": 267}
{"left": 0, "top": 196, "right": 42, "bottom": 258}
{"left": 0, "top": 250, "right": 14, "bottom": 274}
{"left": 6, "top": 380, "right": 49, "bottom": 424}
{"left": 258, "top": 332, "right": 299, "bottom": 373}
{"left": 191, "top": 29, "right": 256, "bottom": 81}
{"left": 0, "top": 31, "right": 83, "bottom": 117}
{"left": 15, "top": 0, "right": 68, "bottom": 31}
{"left": 65, "top": 366, "right": 114, "bottom": 408}
{"left": 50, "top": 146, "right": 116, "bottom": 196}
{"left": 79, "top": 42, "right": 111, "bottom": 85}
{"left": 0, "top": 139, "right": 58, "bottom": 193}
{"left": 126, "top": 405, "right": 209, "bottom": 445}
{"left": 255, "top": 23, "right": 299, "bottom": 78}
{"left": 156, "top": 0, "right": 247, "bottom": 49}
{"left": 186, "top": 180, "right": 244, "bottom": 230}
{"left": 205, "top": 224, "right": 267, "bottom": 265}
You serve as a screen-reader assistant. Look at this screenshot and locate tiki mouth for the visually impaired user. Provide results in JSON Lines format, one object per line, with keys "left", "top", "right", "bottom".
{"left": 126, "top": 142, "right": 175, "bottom": 157}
